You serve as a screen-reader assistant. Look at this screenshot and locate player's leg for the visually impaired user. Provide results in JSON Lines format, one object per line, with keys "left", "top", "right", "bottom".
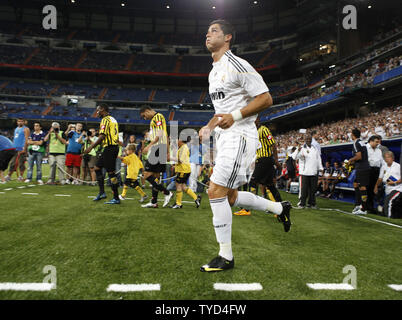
{"left": 200, "top": 181, "right": 234, "bottom": 272}
{"left": 104, "top": 147, "right": 120, "bottom": 203}
{"left": 132, "top": 179, "right": 147, "bottom": 200}
{"left": 183, "top": 180, "right": 201, "bottom": 208}
{"left": 93, "top": 149, "right": 107, "bottom": 200}
{"left": 299, "top": 175, "right": 308, "bottom": 207}
{"left": 356, "top": 170, "right": 370, "bottom": 214}
{"left": 353, "top": 181, "right": 362, "bottom": 212}
{"left": 120, "top": 178, "right": 130, "bottom": 199}
{"left": 264, "top": 159, "right": 282, "bottom": 202}
{"left": 173, "top": 182, "right": 183, "bottom": 208}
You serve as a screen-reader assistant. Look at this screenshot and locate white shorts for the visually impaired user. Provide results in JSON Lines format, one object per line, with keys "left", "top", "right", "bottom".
{"left": 210, "top": 131, "right": 259, "bottom": 189}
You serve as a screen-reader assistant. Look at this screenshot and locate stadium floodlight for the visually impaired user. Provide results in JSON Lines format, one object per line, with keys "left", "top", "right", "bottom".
{"left": 254, "top": 1, "right": 258, "bottom": 4}
{"left": 71, "top": 0, "right": 75, "bottom": 3}
{"left": 166, "top": 5, "right": 170, "bottom": 9}
{"left": 329, "top": 64, "right": 336, "bottom": 68}
{"left": 368, "top": 5, "right": 372, "bottom": 9}
{"left": 212, "top": 6, "right": 216, "bottom": 9}
{"left": 121, "top": 2, "right": 125, "bottom": 7}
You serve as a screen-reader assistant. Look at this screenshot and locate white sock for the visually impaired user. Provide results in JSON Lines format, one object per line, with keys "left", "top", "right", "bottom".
{"left": 209, "top": 196, "right": 233, "bottom": 260}
{"left": 233, "top": 191, "right": 283, "bottom": 215}
{"left": 219, "top": 242, "right": 233, "bottom": 261}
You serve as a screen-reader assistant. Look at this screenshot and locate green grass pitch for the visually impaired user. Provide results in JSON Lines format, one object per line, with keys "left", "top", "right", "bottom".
{"left": 0, "top": 164, "right": 401, "bottom": 300}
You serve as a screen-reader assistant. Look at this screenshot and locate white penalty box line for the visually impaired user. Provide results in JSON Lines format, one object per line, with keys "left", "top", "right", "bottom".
{"left": 213, "top": 283, "right": 263, "bottom": 291}
{"left": 307, "top": 283, "right": 355, "bottom": 290}
{"left": 388, "top": 284, "right": 402, "bottom": 291}
{"left": 0, "top": 283, "right": 55, "bottom": 291}
{"left": 107, "top": 284, "right": 161, "bottom": 292}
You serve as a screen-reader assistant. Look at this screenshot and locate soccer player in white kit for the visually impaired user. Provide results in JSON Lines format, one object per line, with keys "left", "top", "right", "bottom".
{"left": 199, "top": 20, "right": 292, "bottom": 272}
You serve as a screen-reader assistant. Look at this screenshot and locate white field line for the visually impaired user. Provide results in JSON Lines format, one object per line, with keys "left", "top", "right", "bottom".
{"left": 318, "top": 207, "right": 402, "bottom": 229}
{"left": 307, "top": 283, "right": 355, "bottom": 290}
{"left": 106, "top": 284, "right": 160, "bottom": 292}
{"left": 28, "top": 185, "right": 36, "bottom": 187}
{"left": 0, "top": 192, "right": 4, "bottom": 194}
{"left": 17, "top": 186, "right": 26, "bottom": 189}
{"left": 22, "top": 193, "right": 39, "bottom": 195}
{"left": 4, "top": 188, "right": 12, "bottom": 191}
{"left": 54, "top": 194, "right": 71, "bottom": 197}
{"left": 0, "top": 283, "right": 55, "bottom": 291}
{"left": 214, "top": 283, "right": 263, "bottom": 291}
{"left": 388, "top": 284, "right": 402, "bottom": 291}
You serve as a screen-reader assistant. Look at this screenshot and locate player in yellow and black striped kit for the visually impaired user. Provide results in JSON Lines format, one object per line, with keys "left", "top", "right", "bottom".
{"left": 84, "top": 104, "right": 121, "bottom": 204}
{"left": 139, "top": 105, "right": 173, "bottom": 208}
{"left": 170, "top": 137, "right": 201, "bottom": 209}
{"left": 234, "top": 118, "right": 282, "bottom": 215}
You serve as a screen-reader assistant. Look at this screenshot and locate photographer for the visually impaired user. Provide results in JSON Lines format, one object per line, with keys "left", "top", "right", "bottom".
{"left": 44, "top": 122, "right": 67, "bottom": 185}
{"left": 80, "top": 128, "right": 98, "bottom": 185}
{"left": 65, "top": 123, "right": 85, "bottom": 184}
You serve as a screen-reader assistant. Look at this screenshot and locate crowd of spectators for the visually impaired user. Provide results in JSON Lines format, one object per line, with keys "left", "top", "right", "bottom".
{"left": 275, "top": 105, "right": 401, "bottom": 155}
{"left": 265, "top": 53, "right": 402, "bottom": 117}
{"left": 327, "top": 36, "right": 402, "bottom": 78}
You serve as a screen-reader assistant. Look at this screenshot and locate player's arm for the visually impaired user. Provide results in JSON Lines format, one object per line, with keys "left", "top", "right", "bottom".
{"left": 199, "top": 117, "right": 220, "bottom": 141}
{"left": 348, "top": 151, "right": 361, "bottom": 164}
{"left": 215, "top": 92, "right": 273, "bottom": 129}
{"left": 272, "top": 144, "right": 281, "bottom": 169}
{"left": 83, "top": 133, "right": 105, "bottom": 154}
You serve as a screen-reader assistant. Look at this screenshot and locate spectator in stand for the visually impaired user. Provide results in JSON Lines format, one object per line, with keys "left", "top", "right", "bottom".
{"left": 44, "top": 122, "right": 67, "bottom": 185}
{"left": 25, "top": 122, "right": 46, "bottom": 184}
{"left": 65, "top": 123, "right": 85, "bottom": 184}
{"left": 5, "top": 118, "right": 30, "bottom": 182}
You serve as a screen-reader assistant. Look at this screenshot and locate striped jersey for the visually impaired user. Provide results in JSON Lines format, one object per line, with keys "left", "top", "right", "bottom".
{"left": 99, "top": 115, "right": 119, "bottom": 147}
{"left": 208, "top": 49, "right": 269, "bottom": 138}
{"left": 256, "top": 125, "right": 275, "bottom": 159}
{"left": 150, "top": 113, "right": 168, "bottom": 145}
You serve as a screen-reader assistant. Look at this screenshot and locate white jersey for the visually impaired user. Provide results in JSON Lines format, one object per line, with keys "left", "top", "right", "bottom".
{"left": 208, "top": 50, "right": 269, "bottom": 138}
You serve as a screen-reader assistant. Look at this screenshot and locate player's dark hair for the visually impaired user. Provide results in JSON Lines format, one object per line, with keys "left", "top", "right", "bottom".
{"left": 209, "top": 19, "right": 236, "bottom": 47}
{"left": 352, "top": 128, "right": 360, "bottom": 138}
{"left": 368, "top": 135, "right": 381, "bottom": 142}
{"left": 98, "top": 103, "right": 109, "bottom": 113}
{"left": 139, "top": 105, "right": 152, "bottom": 114}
